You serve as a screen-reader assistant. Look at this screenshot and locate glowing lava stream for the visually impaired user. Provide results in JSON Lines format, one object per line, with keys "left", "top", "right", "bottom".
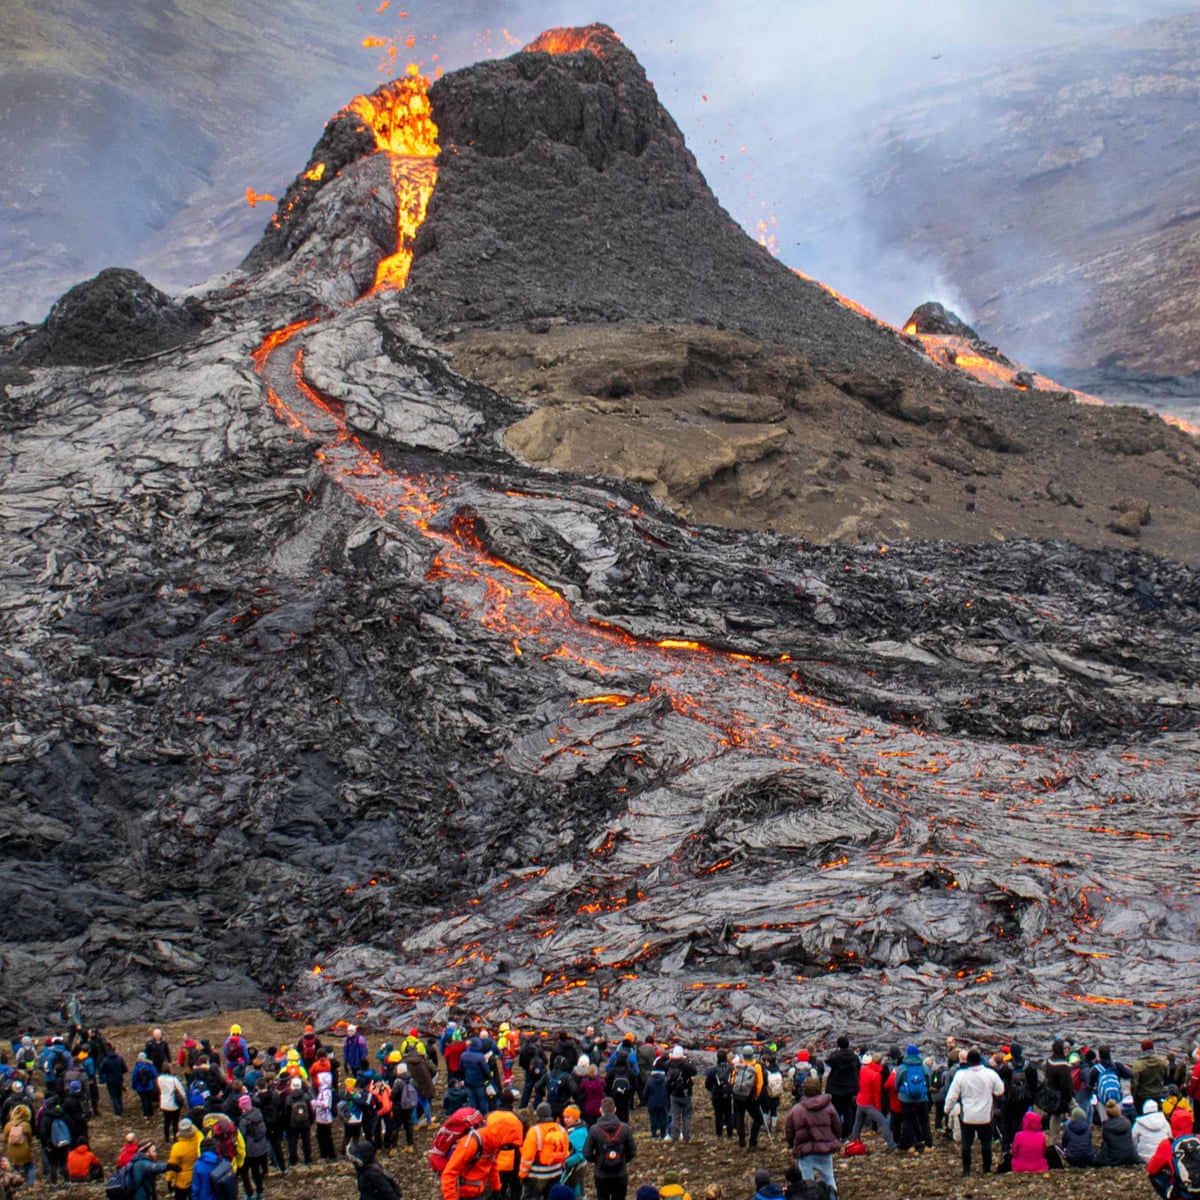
{"left": 254, "top": 320, "right": 1193, "bottom": 1024}
{"left": 253, "top": 323, "right": 1179, "bottom": 863}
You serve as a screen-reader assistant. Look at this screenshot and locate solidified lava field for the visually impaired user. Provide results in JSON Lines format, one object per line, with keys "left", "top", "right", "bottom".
{"left": 0, "top": 25, "right": 1197, "bottom": 1044}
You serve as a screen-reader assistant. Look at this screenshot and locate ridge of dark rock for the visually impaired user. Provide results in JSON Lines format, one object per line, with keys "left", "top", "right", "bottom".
{"left": 17, "top": 267, "right": 211, "bottom": 367}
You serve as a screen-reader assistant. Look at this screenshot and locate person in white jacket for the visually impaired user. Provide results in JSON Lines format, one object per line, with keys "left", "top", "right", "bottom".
{"left": 943, "top": 1049, "right": 1004, "bottom": 1176}
{"left": 1132, "top": 1099, "right": 1172, "bottom": 1163}
{"left": 156, "top": 1064, "right": 188, "bottom": 1143}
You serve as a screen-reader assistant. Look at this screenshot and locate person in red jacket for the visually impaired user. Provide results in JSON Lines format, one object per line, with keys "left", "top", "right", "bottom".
{"left": 1147, "top": 1131, "right": 1180, "bottom": 1199}
{"left": 848, "top": 1054, "right": 896, "bottom": 1150}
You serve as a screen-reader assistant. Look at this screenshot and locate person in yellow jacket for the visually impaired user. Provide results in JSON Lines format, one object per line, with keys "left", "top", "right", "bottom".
{"left": 166, "top": 1117, "right": 203, "bottom": 1196}
{"left": 0, "top": 1104, "right": 34, "bottom": 1186}
{"left": 399, "top": 1029, "right": 426, "bottom": 1058}
{"left": 519, "top": 1103, "right": 570, "bottom": 1199}
{"left": 658, "top": 1168, "right": 692, "bottom": 1200}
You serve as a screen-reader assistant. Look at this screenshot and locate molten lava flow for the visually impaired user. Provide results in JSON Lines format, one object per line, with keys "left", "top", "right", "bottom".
{"left": 525, "top": 26, "right": 613, "bottom": 56}
{"left": 345, "top": 65, "right": 440, "bottom": 292}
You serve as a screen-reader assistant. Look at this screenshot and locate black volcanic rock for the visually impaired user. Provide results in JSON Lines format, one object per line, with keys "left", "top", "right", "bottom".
{"left": 18, "top": 267, "right": 211, "bottom": 366}
{"left": 241, "top": 110, "right": 378, "bottom": 273}
{"left": 407, "top": 26, "right": 929, "bottom": 378}
{"left": 905, "top": 301, "right": 981, "bottom": 340}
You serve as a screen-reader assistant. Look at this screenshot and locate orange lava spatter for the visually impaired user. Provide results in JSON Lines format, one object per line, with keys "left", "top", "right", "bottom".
{"left": 525, "top": 25, "right": 616, "bottom": 56}
{"left": 345, "top": 65, "right": 440, "bottom": 292}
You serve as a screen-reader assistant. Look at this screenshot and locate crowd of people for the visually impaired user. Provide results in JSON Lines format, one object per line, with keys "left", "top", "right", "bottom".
{"left": 1, "top": 1017, "right": 1199, "bottom": 1200}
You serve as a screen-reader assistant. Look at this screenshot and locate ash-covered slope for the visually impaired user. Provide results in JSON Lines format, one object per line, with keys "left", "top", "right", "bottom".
{"left": 406, "top": 26, "right": 921, "bottom": 379}
{"left": 0, "top": 27, "right": 1198, "bottom": 1047}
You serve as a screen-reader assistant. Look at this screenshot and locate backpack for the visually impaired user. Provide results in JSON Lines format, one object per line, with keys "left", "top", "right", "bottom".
{"left": 211, "top": 1121, "right": 237, "bottom": 1161}
{"left": 1096, "top": 1066, "right": 1122, "bottom": 1106}
{"left": 429, "top": 1107, "right": 486, "bottom": 1173}
{"left": 600, "top": 1125, "right": 627, "bottom": 1168}
{"left": 6, "top": 1122, "right": 26, "bottom": 1146}
{"left": 1035, "top": 1081, "right": 1065, "bottom": 1115}
{"left": 1173, "top": 1135, "right": 1200, "bottom": 1199}
{"left": 289, "top": 1098, "right": 312, "bottom": 1127}
{"left": 534, "top": 1123, "right": 569, "bottom": 1165}
{"left": 527, "top": 1056, "right": 547, "bottom": 1080}
{"left": 396, "top": 1079, "right": 418, "bottom": 1112}
{"left": 766, "top": 1069, "right": 784, "bottom": 1099}
{"left": 791, "top": 1065, "right": 810, "bottom": 1099}
{"left": 732, "top": 1063, "right": 757, "bottom": 1100}
{"left": 842, "top": 1139, "right": 869, "bottom": 1156}
{"left": 609, "top": 1073, "right": 632, "bottom": 1099}
{"left": 1008, "top": 1066, "right": 1032, "bottom": 1108}
{"left": 210, "top": 1157, "right": 239, "bottom": 1200}
{"left": 132, "top": 1062, "right": 154, "bottom": 1090}
{"left": 104, "top": 1162, "right": 136, "bottom": 1200}
{"left": 714, "top": 1062, "right": 733, "bottom": 1100}
{"left": 897, "top": 1063, "right": 928, "bottom": 1103}
{"left": 50, "top": 1115, "right": 72, "bottom": 1148}
{"left": 546, "top": 1073, "right": 565, "bottom": 1103}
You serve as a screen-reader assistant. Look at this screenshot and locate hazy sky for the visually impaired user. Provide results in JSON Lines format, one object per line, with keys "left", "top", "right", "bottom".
{"left": 2, "top": 0, "right": 1196, "bottom": 329}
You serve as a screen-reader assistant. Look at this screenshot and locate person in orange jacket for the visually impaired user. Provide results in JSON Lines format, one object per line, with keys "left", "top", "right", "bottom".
{"left": 491, "top": 1094, "right": 526, "bottom": 1200}
{"left": 441, "top": 1109, "right": 525, "bottom": 1200}
{"left": 519, "top": 1104, "right": 570, "bottom": 1199}
{"left": 66, "top": 1139, "right": 103, "bottom": 1182}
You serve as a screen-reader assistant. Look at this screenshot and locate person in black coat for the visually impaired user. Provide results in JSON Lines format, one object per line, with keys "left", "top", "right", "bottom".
{"left": 823, "top": 1037, "right": 860, "bottom": 1133}
{"left": 347, "top": 1139, "right": 401, "bottom": 1200}
{"left": 1094, "top": 1099, "right": 1140, "bottom": 1167}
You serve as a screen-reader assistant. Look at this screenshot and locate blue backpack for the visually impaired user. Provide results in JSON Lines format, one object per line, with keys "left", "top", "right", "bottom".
{"left": 897, "top": 1063, "right": 929, "bottom": 1102}
{"left": 1096, "top": 1066, "right": 1122, "bottom": 1106}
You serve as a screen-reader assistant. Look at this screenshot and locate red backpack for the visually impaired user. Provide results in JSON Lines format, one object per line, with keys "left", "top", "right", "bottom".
{"left": 429, "top": 1107, "right": 486, "bottom": 1173}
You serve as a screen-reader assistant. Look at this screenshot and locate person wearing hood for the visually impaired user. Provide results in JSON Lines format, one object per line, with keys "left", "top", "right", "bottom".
{"left": 166, "top": 1117, "right": 203, "bottom": 1198}
{"left": 1094, "top": 1098, "right": 1140, "bottom": 1167}
{"left": 98, "top": 1045, "right": 129, "bottom": 1116}
{"left": 785, "top": 1075, "right": 842, "bottom": 1196}
{"left": 1, "top": 1104, "right": 34, "bottom": 1186}
{"left": 642, "top": 1065, "right": 669, "bottom": 1139}
{"left": 895, "top": 1044, "right": 932, "bottom": 1153}
{"left": 460, "top": 1038, "right": 494, "bottom": 1115}
{"left": 1060, "top": 1106, "right": 1094, "bottom": 1167}
{"left": 238, "top": 1093, "right": 270, "bottom": 1197}
{"left": 403, "top": 1045, "right": 436, "bottom": 1127}
{"left": 750, "top": 1168, "right": 783, "bottom": 1200}
{"left": 1133, "top": 1099, "right": 1173, "bottom": 1163}
{"left": 130, "top": 1140, "right": 171, "bottom": 1200}
{"left": 1010, "top": 1110, "right": 1049, "bottom": 1172}
{"left": 583, "top": 1097, "right": 637, "bottom": 1200}
{"left": 189, "top": 1132, "right": 223, "bottom": 1200}
{"left": 347, "top": 1138, "right": 401, "bottom": 1200}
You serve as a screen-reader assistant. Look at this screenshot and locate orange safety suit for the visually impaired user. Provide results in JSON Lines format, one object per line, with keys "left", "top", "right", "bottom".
{"left": 489, "top": 1109, "right": 525, "bottom": 1175}
{"left": 519, "top": 1119, "right": 570, "bottom": 1185}
{"left": 441, "top": 1114, "right": 522, "bottom": 1200}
